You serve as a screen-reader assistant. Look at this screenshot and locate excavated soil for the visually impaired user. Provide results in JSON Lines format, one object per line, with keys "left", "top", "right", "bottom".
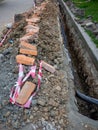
{"left": 0, "top": 0, "right": 69, "bottom": 130}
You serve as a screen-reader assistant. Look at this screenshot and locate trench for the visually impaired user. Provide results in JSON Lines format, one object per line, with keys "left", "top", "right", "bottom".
{"left": 59, "top": 6, "right": 98, "bottom": 120}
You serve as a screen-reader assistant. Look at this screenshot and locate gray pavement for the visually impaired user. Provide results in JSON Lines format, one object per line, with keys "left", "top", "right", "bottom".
{"left": 0, "top": 0, "right": 34, "bottom": 33}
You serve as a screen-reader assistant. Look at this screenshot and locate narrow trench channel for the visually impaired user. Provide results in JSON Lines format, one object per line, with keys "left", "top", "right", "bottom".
{"left": 59, "top": 8, "right": 98, "bottom": 120}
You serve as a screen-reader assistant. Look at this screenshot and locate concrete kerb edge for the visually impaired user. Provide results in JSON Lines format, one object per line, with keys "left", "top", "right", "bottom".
{"left": 58, "top": 0, "right": 98, "bottom": 70}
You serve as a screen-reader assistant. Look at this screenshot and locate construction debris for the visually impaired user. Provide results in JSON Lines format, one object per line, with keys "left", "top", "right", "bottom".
{"left": 42, "top": 60, "right": 56, "bottom": 73}
{"left": 26, "top": 17, "right": 40, "bottom": 23}
{"left": 16, "top": 55, "right": 35, "bottom": 65}
{"left": 20, "top": 48, "right": 37, "bottom": 56}
{"left": 20, "top": 41, "right": 37, "bottom": 50}
{"left": 16, "top": 81, "right": 36, "bottom": 105}
{"left": 0, "top": 0, "right": 69, "bottom": 129}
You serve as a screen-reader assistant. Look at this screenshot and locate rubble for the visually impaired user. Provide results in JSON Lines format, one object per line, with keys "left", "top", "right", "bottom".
{"left": 16, "top": 81, "right": 36, "bottom": 105}
{"left": 26, "top": 17, "right": 40, "bottom": 23}
{"left": 42, "top": 60, "right": 56, "bottom": 73}
{"left": 0, "top": 0, "right": 69, "bottom": 129}
{"left": 16, "top": 55, "right": 35, "bottom": 65}
{"left": 19, "top": 48, "right": 37, "bottom": 56}
{"left": 20, "top": 41, "right": 37, "bottom": 50}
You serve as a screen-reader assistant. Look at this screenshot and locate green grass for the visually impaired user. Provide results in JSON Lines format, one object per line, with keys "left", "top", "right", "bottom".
{"left": 86, "top": 30, "right": 98, "bottom": 48}
{"left": 72, "top": 0, "right": 98, "bottom": 22}
{"left": 69, "top": 0, "right": 98, "bottom": 47}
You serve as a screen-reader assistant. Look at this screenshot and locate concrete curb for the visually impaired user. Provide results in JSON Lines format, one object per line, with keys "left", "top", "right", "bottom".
{"left": 58, "top": 0, "right": 98, "bottom": 70}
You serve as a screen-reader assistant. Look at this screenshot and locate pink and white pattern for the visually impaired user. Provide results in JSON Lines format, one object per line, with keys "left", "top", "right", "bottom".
{"left": 10, "top": 62, "right": 42, "bottom": 108}
{"left": 10, "top": 64, "right": 24, "bottom": 104}
{"left": 0, "top": 29, "right": 11, "bottom": 47}
{"left": 24, "top": 61, "right": 42, "bottom": 108}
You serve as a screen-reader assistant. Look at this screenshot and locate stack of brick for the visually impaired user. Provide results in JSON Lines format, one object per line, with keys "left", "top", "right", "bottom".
{"left": 15, "top": 1, "right": 54, "bottom": 106}
{"left": 16, "top": 2, "right": 47, "bottom": 66}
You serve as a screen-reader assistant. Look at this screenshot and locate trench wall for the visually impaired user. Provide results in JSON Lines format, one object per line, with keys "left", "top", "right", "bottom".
{"left": 58, "top": 0, "right": 98, "bottom": 98}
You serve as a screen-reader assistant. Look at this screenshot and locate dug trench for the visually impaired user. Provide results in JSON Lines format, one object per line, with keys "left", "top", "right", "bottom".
{"left": 59, "top": 0, "right": 98, "bottom": 125}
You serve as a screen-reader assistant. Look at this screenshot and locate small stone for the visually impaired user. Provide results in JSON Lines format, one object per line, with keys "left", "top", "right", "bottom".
{"left": 6, "top": 23, "right": 13, "bottom": 29}
{"left": 86, "top": 22, "right": 93, "bottom": 27}
{"left": 3, "top": 47, "right": 12, "bottom": 55}
{"left": 44, "top": 108, "right": 48, "bottom": 112}
{"left": 0, "top": 104, "right": 2, "bottom": 109}
{"left": 50, "top": 110, "right": 55, "bottom": 117}
{"left": 7, "top": 119, "right": 11, "bottom": 124}
{"left": 2, "top": 100, "right": 8, "bottom": 106}
{"left": 84, "top": 124, "right": 88, "bottom": 128}
{"left": 59, "top": 119, "right": 64, "bottom": 125}
{"left": 30, "top": 115, "right": 33, "bottom": 120}
{"left": 5, "top": 111, "right": 10, "bottom": 117}
{"left": 32, "top": 99, "right": 37, "bottom": 105}
{"left": 33, "top": 106, "right": 38, "bottom": 111}
{"left": 24, "top": 109, "right": 29, "bottom": 114}
{"left": 37, "top": 99, "right": 46, "bottom": 106}
{"left": 49, "top": 99, "right": 59, "bottom": 107}
{"left": 13, "top": 114, "right": 17, "bottom": 120}
{"left": 93, "top": 29, "right": 98, "bottom": 35}
{"left": 0, "top": 54, "right": 4, "bottom": 63}
{"left": 21, "top": 122, "right": 25, "bottom": 127}
{"left": 26, "top": 119, "right": 30, "bottom": 123}
{"left": 14, "top": 121, "right": 19, "bottom": 128}
{"left": 55, "top": 86, "right": 61, "bottom": 91}
{"left": 23, "top": 115, "right": 27, "bottom": 121}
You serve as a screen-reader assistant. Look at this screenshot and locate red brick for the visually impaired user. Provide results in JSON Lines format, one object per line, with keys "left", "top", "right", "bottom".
{"left": 16, "top": 81, "right": 36, "bottom": 105}
{"left": 26, "top": 17, "right": 40, "bottom": 23}
{"left": 25, "top": 25, "right": 39, "bottom": 34}
{"left": 16, "top": 55, "right": 35, "bottom": 65}
{"left": 20, "top": 48, "right": 37, "bottom": 56}
{"left": 20, "top": 32, "right": 38, "bottom": 42}
{"left": 42, "top": 61, "right": 56, "bottom": 73}
{"left": 20, "top": 41, "right": 37, "bottom": 50}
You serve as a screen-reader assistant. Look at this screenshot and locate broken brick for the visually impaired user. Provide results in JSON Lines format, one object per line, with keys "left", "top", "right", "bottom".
{"left": 20, "top": 32, "right": 38, "bottom": 42}
{"left": 42, "top": 61, "right": 56, "bottom": 73}
{"left": 20, "top": 41, "right": 37, "bottom": 50}
{"left": 20, "top": 48, "right": 37, "bottom": 56}
{"left": 20, "top": 35, "right": 31, "bottom": 42}
{"left": 16, "top": 81, "right": 36, "bottom": 105}
{"left": 25, "top": 24, "right": 39, "bottom": 30}
{"left": 26, "top": 17, "right": 40, "bottom": 23}
{"left": 16, "top": 55, "right": 35, "bottom": 65}
{"left": 33, "top": 11, "right": 41, "bottom": 17}
{"left": 25, "top": 25, "right": 39, "bottom": 34}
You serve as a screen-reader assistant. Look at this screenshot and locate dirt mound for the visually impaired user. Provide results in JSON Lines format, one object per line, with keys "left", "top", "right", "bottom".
{"left": 0, "top": 0, "right": 68, "bottom": 129}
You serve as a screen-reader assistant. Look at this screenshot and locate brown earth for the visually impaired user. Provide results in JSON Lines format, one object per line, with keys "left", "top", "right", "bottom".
{"left": 0, "top": 0, "right": 69, "bottom": 129}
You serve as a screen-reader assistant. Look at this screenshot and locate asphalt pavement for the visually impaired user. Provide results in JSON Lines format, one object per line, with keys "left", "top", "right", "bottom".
{"left": 0, "top": 0, "right": 34, "bottom": 33}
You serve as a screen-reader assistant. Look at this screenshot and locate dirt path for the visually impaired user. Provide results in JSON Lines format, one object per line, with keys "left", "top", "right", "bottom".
{"left": 0, "top": 0, "right": 69, "bottom": 129}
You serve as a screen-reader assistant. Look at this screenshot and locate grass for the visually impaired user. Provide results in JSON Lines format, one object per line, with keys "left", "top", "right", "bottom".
{"left": 66, "top": 0, "right": 98, "bottom": 47}
{"left": 86, "top": 30, "right": 98, "bottom": 48}
{"left": 72, "top": 0, "right": 98, "bottom": 22}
